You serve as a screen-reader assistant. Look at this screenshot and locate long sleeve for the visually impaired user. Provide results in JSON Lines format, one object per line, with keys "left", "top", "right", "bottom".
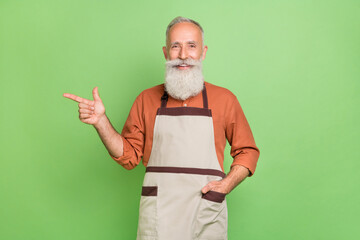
{"left": 225, "top": 97, "right": 260, "bottom": 176}
{"left": 110, "top": 93, "right": 145, "bottom": 170}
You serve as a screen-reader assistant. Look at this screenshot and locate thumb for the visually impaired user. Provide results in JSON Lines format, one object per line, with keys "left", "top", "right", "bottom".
{"left": 92, "top": 87, "right": 101, "bottom": 101}
{"left": 201, "top": 184, "right": 210, "bottom": 194}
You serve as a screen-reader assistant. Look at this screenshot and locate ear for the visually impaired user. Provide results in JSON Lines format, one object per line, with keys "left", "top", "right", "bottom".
{"left": 162, "top": 46, "right": 168, "bottom": 60}
{"left": 201, "top": 45, "right": 208, "bottom": 61}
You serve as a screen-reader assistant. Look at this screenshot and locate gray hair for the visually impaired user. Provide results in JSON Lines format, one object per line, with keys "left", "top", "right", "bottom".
{"left": 165, "top": 16, "right": 204, "bottom": 47}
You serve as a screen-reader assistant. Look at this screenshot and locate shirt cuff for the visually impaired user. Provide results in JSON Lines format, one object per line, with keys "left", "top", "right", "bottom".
{"left": 231, "top": 151, "right": 259, "bottom": 177}
{"left": 109, "top": 136, "right": 134, "bottom": 169}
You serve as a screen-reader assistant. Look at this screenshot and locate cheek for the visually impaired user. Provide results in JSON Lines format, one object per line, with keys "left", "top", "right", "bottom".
{"left": 169, "top": 50, "right": 179, "bottom": 59}
{"left": 190, "top": 49, "right": 203, "bottom": 59}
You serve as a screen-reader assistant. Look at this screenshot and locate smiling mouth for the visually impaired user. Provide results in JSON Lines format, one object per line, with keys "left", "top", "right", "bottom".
{"left": 175, "top": 64, "right": 192, "bottom": 69}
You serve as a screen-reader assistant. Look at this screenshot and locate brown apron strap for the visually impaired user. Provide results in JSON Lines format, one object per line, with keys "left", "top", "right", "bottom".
{"left": 161, "top": 91, "right": 168, "bottom": 108}
{"left": 161, "top": 84, "right": 208, "bottom": 109}
{"left": 202, "top": 84, "right": 208, "bottom": 109}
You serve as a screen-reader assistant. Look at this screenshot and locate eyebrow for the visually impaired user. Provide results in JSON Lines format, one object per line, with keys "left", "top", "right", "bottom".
{"left": 171, "top": 41, "right": 198, "bottom": 45}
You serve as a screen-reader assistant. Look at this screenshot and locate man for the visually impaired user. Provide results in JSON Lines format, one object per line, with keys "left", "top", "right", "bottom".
{"left": 64, "top": 16, "right": 259, "bottom": 240}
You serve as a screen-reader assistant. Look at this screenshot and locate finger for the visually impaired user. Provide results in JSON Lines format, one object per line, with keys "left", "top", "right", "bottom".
{"left": 78, "top": 109, "right": 93, "bottom": 114}
{"left": 201, "top": 184, "right": 211, "bottom": 194}
{"left": 63, "top": 93, "right": 92, "bottom": 105}
{"left": 79, "top": 103, "right": 95, "bottom": 110}
{"left": 79, "top": 113, "right": 92, "bottom": 119}
{"left": 81, "top": 118, "right": 93, "bottom": 124}
{"left": 92, "top": 87, "right": 101, "bottom": 102}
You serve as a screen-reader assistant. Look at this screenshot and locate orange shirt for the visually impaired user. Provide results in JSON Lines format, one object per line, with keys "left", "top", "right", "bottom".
{"left": 111, "top": 82, "right": 260, "bottom": 176}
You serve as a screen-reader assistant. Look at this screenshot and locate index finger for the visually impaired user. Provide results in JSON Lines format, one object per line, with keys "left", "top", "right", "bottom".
{"left": 63, "top": 93, "right": 92, "bottom": 105}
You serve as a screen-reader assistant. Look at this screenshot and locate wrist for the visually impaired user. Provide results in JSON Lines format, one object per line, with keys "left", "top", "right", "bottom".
{"left": 93, "top": 114, "right": 108, "bottom": 129}
{"left": 219, "top": 179, "right": 231, "bottom": 194}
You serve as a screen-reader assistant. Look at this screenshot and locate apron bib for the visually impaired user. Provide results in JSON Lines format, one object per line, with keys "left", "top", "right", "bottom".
{"left": 136, "top": 86, "right": 228, "bottom": 240}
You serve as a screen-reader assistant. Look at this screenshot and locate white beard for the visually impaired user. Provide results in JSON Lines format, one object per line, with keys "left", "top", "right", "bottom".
{"left": 164, "top": 58, "right": 204, "bottom": 100}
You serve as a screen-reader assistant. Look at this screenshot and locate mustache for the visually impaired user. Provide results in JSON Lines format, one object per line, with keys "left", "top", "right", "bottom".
{"left": 166, "top": 58, "right": 202, "bottom": 68}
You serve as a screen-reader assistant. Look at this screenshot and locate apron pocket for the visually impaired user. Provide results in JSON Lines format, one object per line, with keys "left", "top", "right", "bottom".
{"left": 202, "top": 190, "right": 226, "bottom": 203}
{"left": 137, "top": 186, "right": 158, "bottom": 238}
{"left": 193, "top": 191, "right": 228, "bottom": 240}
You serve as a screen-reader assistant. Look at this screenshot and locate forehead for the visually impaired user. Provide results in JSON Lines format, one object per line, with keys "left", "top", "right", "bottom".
{"left": 167, "top": 22, "right": 202, "bottom": 43}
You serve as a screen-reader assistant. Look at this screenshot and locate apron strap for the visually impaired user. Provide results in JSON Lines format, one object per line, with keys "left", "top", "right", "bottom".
{"left": 202, "top": 84, "right": 208, "bottom": 109}
{"left": 161, "top": 84, "right": 208, "bottom": 109}
{"left": 161, "top": 91, "right": 169, "bottom": 108}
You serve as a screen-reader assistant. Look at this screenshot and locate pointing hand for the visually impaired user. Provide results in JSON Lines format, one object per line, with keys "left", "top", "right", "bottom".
{"left": 63, "top": 87, "right": 105, "bottom": 125}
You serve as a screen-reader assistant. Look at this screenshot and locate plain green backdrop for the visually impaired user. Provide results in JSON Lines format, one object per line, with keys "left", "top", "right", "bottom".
{"left": 1, "top": 0, "right": 359, "bottom": 239}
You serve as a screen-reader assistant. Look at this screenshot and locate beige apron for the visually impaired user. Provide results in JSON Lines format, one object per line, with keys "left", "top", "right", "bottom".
{"left": 137, "top": 86, "right": 228, "bottom": 240}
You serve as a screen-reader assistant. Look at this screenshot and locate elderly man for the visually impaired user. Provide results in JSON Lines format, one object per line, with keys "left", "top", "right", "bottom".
{"left": 64, "top": 16, "right": 259, "bottom": 240}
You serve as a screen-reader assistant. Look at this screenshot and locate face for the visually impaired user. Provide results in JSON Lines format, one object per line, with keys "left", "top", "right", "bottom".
{"left": 163, "top": 22, "right": 208, "bottom": 70}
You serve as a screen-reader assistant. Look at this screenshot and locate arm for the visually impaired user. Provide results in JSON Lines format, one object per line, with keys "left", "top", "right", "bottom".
{"left": 63, "top": 87, "right": 124, "bottom": 158}
{"left": 202, "top": 96, "right": 259, "bottom": 195}
{"left": 93, "top": 115, "right": 124, "bottom": 158}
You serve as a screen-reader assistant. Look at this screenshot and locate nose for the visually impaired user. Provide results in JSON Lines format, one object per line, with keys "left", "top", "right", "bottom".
{"left": 179, "top": 46, "right": 188, "bottom": 60}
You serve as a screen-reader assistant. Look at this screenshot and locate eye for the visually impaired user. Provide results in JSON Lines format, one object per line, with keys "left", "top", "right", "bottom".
{"left": 190, "top": 44, "right": 196, "bottom": 48}
{"left": 171, "top": 45, "right": 179, "bottom": 49}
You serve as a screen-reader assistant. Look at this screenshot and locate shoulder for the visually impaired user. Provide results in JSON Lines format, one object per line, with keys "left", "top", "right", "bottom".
{"left": 133, "top": 83, "right": 164, "bottom": 107}
{"left": 140, "top": 84, "right": 164, "bottom": 98}
{"left": 205, "top": 82, "right": 238, "bottom": 105}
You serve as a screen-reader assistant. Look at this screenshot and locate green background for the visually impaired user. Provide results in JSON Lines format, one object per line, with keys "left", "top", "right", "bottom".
{"left": 1, "top": 0, "right": 359, "bottom": 239}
